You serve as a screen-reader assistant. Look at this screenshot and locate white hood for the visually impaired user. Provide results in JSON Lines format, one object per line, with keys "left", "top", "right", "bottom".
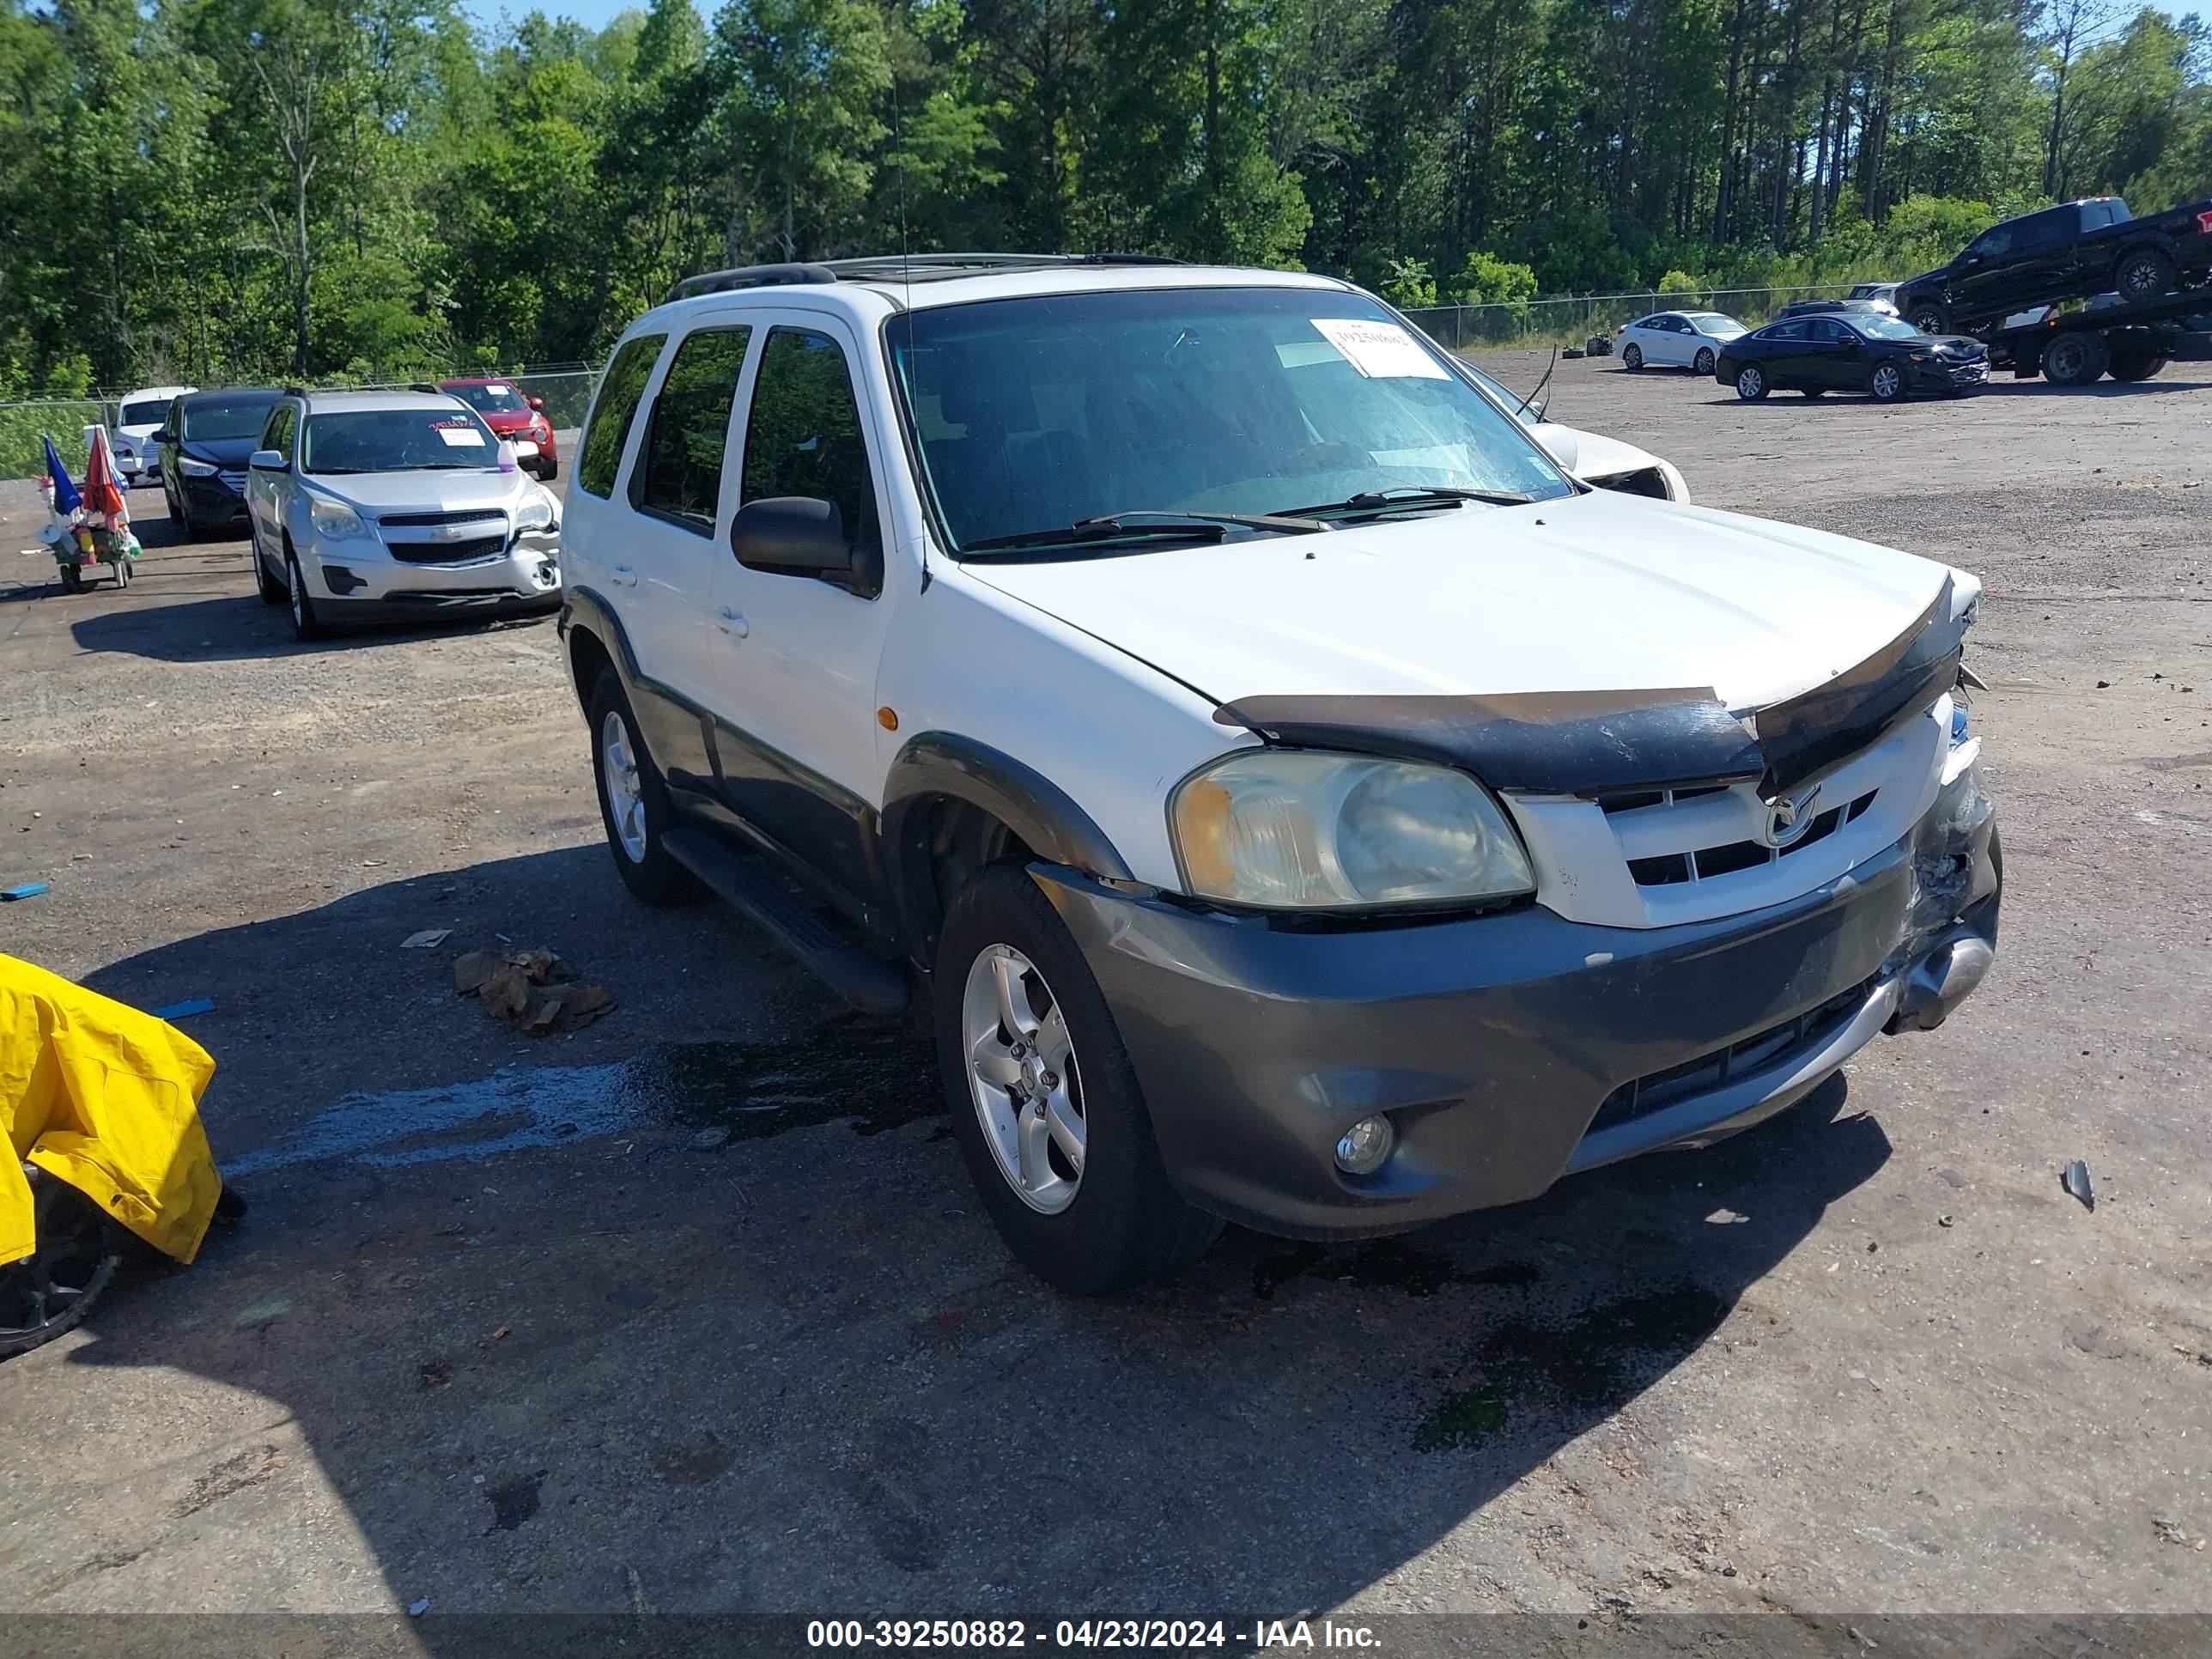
{"left": 313, "top": 469, "right": 538, "bottom": 517}
{"left": 963, "top": 489, "right": 1955, "bottom": 713}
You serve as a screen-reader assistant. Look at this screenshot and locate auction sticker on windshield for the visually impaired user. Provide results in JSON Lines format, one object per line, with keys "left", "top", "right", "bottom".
{"left": 433, "top": 424, "right": 486, "bottom": 447}
{"left": 1310, "top": 317, "right": 1448, "bottom": 380}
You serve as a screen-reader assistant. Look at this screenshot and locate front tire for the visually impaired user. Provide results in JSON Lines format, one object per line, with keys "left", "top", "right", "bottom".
{"left": 1621, "top": 343, "right": 1644, "bottom": 370}
{"left": 2115, "top": 247, "right": 2177, "bottom": 302}
{"left": 1735, "top": 364, "right": 1769, "bottom": 400}
{"left": 285, "top": 545, "right": 325, "bottom": 641}
{"left": 2042, "top": 330, "right": 2109, "bottom": 386}
{"left": 1693, "top": 346, "right": 1715, "bottom": 374}
{"left": 253, "top": 542, "right": 286, "bottom": 605}
{"left": 535, "top": 454, "right": 558, "bottom": 483}
{"left": 586, "top": 669, "right": 697, "bottom": 907}
{"left": 935, "top": 864, "right": 1222, "bottom": 1295}
{"left": 1868, "top": 362, "right": 1907, "bottom": 403}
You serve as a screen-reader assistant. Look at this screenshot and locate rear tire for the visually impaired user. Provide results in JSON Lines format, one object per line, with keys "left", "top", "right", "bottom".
{"left": 1735, "top": 364, "right": 1769, "bottom": 400}
{"left": 586, "top": 669, "right": 698, "bottom": 907}
{"left": 1622, "top": 343, "right": 1644, "bottom": 370}
{"left": 1909, "top": 306, "right": 1948, "bottom": 336}
{"left": 935, "top": 864, "right": 1222, "bottom": 1295}
{"left": 2115, "top": 247, "right": 2177, "bottom": 302}
{"left": 2106, "top": 339, "right": 2168, "bottom": 381}
{"left": 2042, "top": 330, "right": 2109, "bottom": 387}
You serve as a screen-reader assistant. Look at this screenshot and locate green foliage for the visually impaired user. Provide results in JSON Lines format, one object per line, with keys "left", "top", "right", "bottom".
{"left": 1452, "top": 252, "right": 1538, "bottom": 306}
{"left": 1380, "top": 258, "right": 1437, "bottom": 309}
{"left": 0, "top": 0, "right": 2205, "bottom": 394}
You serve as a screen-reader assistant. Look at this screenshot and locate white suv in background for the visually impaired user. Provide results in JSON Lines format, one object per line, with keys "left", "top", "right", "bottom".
{"left": 558, "top": 256, "right": 2002, "bottom": 1295}
{"left": 244, "top": 387, "right": 562, "bottom": 640}
{"left": 107, "top": 384, "right": 196, "bottom": 486}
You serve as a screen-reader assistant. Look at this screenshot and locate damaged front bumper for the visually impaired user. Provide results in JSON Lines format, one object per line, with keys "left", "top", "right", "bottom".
{"left": 1034, "top": 758, "right": 2000, "bottom": 1242}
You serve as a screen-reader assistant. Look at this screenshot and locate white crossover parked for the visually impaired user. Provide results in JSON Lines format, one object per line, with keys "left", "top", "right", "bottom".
{"left": 559, "top": 255, "right": 2002, "bottom": 1295}
{"left": 1616, "top": 311, "right": 1748, "bottom": 374}
{"left": 106, "top": 384, "right": 196, "bottom": 487}
{"left": 1456, "top": 360, "right": 1688, "bottom": 501}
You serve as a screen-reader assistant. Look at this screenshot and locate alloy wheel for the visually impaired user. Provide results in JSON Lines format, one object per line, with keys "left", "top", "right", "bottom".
{"left": 1872, "top": 364, "right": 1902, "bottom": 400}
{"left": 600, "top": 710, "right": 649, "bottom": 862}
{"left": 1737, "top": 366, "right": 1764, "bottom": 398}
{"left": 962, "top": 944, "right": 1086, "bottom": 1215}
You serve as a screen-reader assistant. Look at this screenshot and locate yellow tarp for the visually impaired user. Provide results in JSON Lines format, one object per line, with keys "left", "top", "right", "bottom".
{"left": 2, "top": 953, "right": 222, "bottom": 1268}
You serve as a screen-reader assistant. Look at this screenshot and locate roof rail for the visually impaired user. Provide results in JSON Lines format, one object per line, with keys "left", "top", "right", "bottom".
{"left": 672, "top": 263, "right": 840, "bottom": 299}
{"left": 669, "top": 252, "right": 1187, "bottom": 300}
{"left": 408, "top": 381, "right": 443, "bottom": 394}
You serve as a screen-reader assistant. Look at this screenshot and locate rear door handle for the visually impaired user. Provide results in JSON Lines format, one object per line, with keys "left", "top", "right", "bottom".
{"left": 716, "top": 608, "right": 749, "bottom": 639}
{"left": 611, "top": 564, "right": 638, "bottom": 587}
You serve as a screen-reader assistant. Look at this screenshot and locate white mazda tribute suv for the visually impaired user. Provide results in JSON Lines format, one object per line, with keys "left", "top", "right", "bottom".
{"left": 559, "top": 255, "right": 2000, "bottom": 1295}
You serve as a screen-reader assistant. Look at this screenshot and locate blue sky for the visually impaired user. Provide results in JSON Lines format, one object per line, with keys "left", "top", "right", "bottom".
{"left": 465, "top": 0, "right": 654, "bottom": 33}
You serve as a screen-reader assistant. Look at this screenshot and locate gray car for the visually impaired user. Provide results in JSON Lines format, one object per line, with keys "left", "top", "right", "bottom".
{"left": 244, "top": 388, "right": 563, "bottom": 641}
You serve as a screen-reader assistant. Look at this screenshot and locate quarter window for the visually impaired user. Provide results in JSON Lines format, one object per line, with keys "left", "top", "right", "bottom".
{"left": 261, "top": 405, "right": 296, "bottom": 460}
{"left": 740, "top": 329, "right": 880, "bottom": 555}
{"left": 631, "top": 326, "right": 752, "bottom": 532}
{"left": 577, "top": 332, "right": 667, "bottom": 499}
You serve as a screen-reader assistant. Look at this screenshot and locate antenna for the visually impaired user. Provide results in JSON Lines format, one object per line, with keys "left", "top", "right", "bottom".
{"left": 893, "top": 76, "right": 911, "bottom": 311}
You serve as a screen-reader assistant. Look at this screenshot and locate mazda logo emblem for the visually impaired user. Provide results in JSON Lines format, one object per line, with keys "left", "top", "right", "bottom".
{"left": 1765, "top": 784, "right": 1823, "bottom": 847}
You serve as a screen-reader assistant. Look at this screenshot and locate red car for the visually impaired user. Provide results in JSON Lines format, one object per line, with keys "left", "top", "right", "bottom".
{"left": 437, "top": 377, "right": 560, "bottom": 480}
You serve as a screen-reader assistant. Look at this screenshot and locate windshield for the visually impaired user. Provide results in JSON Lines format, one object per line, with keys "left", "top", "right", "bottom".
{"left": 179, "top": 397, "right": 278, "bottom": 441}
{"left": 1687, "top": 314, "right": 1741, "bottom": 335}
{"left": 446, "top": 381, "right": 530, "bottom": 415}
{"left": 1850, "top": 314, "right": 1926, "bottom": 341}
{"left": 888, "top": 287, "right": 1573, "bottom": 553}
{"left": 1454, "top": 362, "right": 1537, "bottom": 425}
{"left": 120, "top": 398, "right": 171, "bottom": 428}
{"left": 301, "top": 407, "right": 501, "bottom": 473}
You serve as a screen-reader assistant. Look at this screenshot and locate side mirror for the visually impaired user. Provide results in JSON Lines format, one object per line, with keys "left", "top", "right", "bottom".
{"left": 526, "top": 396, "right": 545, "bottom": 410}
{"left": 153, "top": 428, "right": 175, "bottom": 445}
{"left": 248, "top": 448, "right": 287, "bottom": 471}
{"left": 730, "top": 496, "right": 882, "bottom": 597}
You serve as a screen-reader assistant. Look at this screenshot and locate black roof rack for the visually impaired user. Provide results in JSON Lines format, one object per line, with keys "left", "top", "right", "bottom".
{"left": 283, "top": 384, "right": 308, "bottom": 399}
{"left": 670, "top": 252, "right": 1186, "bottom": 300}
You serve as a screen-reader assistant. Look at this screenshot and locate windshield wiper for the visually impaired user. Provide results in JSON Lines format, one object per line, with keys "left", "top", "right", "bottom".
{"left": 1273, "top": 485, "right": 1535, "bottom": 520}
{"left": 962, "top": 508, "right": 1328, "bottom": 556}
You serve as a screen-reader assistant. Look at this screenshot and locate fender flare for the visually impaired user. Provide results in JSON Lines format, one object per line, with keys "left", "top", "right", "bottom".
{"left": 559, "top": 586, "right": 642, "bottom": 705}
{"left": 880, "top": 733, "right": 1133, "bottom": 882}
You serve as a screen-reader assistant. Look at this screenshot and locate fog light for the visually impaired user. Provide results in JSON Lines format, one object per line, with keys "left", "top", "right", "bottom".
{"left": 1334, "top": 1115, "right": 1395, "bottom": 1176}
{"left": 323, "top": 565, "right": 364, "bottom": 595}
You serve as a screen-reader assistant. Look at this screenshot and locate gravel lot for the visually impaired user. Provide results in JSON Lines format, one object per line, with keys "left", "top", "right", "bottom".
{"left": 3, "top": 364, "right": 2210, "bottom": 1639}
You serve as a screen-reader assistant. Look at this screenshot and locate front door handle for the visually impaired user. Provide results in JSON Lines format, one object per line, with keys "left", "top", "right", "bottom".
{"left": 611, "top": 564, "right": 638, "bottom": 587}
{"left": 716, "top": 607, "right": 750, "bottom": 639}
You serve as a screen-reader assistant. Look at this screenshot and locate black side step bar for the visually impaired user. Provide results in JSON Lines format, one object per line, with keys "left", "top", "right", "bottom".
{"left": 663, "top": 829, "right": 909, "bottom": 1017}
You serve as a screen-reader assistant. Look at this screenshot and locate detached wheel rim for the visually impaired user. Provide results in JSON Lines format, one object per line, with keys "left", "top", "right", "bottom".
{"left": 963, "top": 944, "right": 1085, "bottom": 1215}
{"left": 600, "top": 710, "right": 648, "bottom": 862}
{"left": 1873, "top": 365, "right": 1902, "bottom": 399}
{"left": 1737, "top": 366, "right": 1763, "bottom": 398}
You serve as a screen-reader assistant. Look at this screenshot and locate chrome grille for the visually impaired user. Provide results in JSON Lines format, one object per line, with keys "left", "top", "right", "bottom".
{"left": 1617, "top": 788, "right": 1878, "bottom": 888}
{"left": 377, "top": 509, "right": 507, "bottom": 529}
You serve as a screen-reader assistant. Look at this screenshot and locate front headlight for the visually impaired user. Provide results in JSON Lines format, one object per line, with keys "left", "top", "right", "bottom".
{"left": 178, "top": 456, "right": 219, "bottom": 477}
{"left": 1170, "top": 750, "right": 1536, "bottom": 910}
{"left": 308, "top": 495, "right": 367, "bottom": 539}
{"left": 514, "top": 488, "right": 558, "bottom": 533}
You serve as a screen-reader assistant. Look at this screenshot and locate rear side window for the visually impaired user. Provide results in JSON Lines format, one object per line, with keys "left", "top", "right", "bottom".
{"left": 577, "top": 333, "right": 667, "bottom": 499}
{"left": 631, "top": 326, "right": 752, "bottom": 531}
{"left": 740, "top": 329, "right": 880, "bottom": 553}
{"left": 261, "top": 405, "right": 296, "bottom": 460}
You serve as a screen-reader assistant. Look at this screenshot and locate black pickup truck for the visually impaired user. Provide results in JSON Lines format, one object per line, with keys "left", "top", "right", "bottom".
{"left": 1894, "top": 195, "right": 2212, "bottom": 334}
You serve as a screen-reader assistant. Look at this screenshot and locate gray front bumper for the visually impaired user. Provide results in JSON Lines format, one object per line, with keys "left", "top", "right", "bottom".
{"left": 1036, "top": 769, "right": 2000, "bottom": 1241}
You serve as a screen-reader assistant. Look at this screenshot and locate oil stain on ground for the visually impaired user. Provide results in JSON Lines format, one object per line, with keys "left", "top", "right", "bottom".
{"left": 483, "top": 1469, "right": 547, "bottom": 1533}
{"left": 228, "top": 1012, "right": 939, "bottom": 1177}
{"left": 1415, "top": 1286, "right": 1729, "bottom": 1452}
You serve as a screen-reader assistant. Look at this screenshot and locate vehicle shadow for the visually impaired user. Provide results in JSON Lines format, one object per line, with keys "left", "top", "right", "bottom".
{"left": 1980, "top": 375, "right": 2212, "bottom": 396}
{"left": 68, "top": 592, "right": 556, "bottom": 662}
{"left": 10, "top": 848, "right": 1893, "bottom": 1626}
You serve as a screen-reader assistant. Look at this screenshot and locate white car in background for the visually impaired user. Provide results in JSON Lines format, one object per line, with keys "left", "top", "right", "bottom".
{"left": 105, "top": 385, "right": 197, "bottom": 487}
{"left": 1616, "top": 312, "right": 1748, "bottom": 374}
{"left": 1457, "top": 361, "right": 1689, "bottom": 501}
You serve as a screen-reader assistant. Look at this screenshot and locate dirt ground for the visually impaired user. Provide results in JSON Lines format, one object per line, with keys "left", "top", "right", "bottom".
{"left": 3, "top": 363, "right": 2210, "bottom": 1642}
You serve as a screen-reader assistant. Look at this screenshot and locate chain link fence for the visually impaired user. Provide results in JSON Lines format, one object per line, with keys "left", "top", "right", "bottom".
{"left": 0, "top": 365, "right": 605, "bottom": 481}
{"left": 1403, "top": 283, "right": 1863, "bottom": 351}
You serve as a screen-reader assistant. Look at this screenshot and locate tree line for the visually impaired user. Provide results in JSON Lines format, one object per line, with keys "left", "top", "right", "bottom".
{"left": 2, "top": 0, "right": 2206, "bottom": 397}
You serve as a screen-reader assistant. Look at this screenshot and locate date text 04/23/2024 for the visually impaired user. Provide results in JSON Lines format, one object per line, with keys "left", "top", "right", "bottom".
{"left": 805, "top": 1620, "right": 1382, "bottom": 1650}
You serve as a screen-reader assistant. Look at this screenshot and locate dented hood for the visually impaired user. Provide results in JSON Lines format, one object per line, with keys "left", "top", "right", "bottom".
{"left": 965, "top": 489, "right": 1972, "bottom": 795}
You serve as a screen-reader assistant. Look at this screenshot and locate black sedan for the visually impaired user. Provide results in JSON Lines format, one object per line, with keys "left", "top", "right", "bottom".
{"left": 1715, "top": 312, "right": 1990, "bottom": 403}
